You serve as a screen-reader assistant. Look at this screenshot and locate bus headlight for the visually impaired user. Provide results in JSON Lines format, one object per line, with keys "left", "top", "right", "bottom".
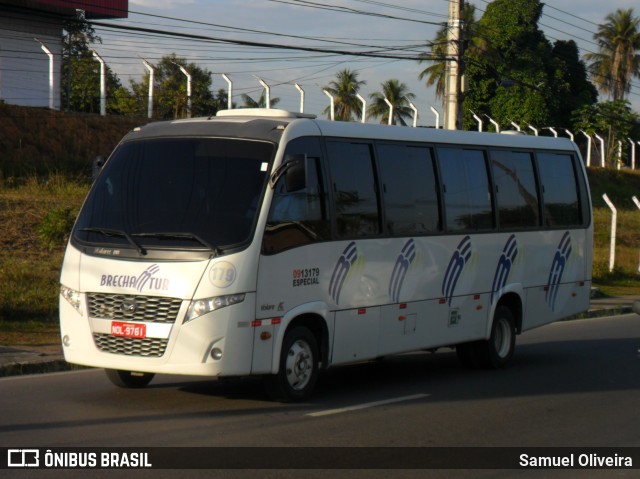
{"left": 185, "top": 293, "right": 246, "bottom": 323}
{"left": 60, "top": 285, "right": 83, "bottom": 315}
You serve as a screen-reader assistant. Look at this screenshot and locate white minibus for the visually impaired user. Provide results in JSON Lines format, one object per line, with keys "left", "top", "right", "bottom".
{"left": 59, "top": 109, "right": 592, "bottom": 401}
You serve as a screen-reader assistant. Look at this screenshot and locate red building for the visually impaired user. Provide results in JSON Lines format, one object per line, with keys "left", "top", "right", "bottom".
{"left": 0, "top": 0, "right": 129, "bottom": 108}
{"left": 15, "top": 0, "right": 128, "bottom": 19}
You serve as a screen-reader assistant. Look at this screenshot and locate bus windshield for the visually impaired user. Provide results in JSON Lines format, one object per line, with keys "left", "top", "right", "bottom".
{"left": 73, "top": 138, "right": 273, "bottom": 253}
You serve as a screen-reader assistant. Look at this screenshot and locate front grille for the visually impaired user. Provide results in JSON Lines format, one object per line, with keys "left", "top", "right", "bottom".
{"left": 88, "top": 293, "right": 182, "bottom": 323}
{"left": 93, "top": 333, "right": 168, "bottom": 357}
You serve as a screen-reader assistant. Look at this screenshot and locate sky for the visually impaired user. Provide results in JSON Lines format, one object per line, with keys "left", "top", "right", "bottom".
{"left": 89, "top": 0, "right": 640, "bottom": 126}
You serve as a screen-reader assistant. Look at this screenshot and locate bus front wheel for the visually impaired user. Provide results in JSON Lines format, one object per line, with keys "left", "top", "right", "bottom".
{"left": 264, "top": 326, "right": 319, "bottom": 402}
{"left": 105, "top": 369, "right": 155, "bottom": 388}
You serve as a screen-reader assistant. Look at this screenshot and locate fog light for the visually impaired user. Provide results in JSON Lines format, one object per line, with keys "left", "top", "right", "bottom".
{"left": 62, "top": 335, "right": 71, "bottom": 347}
{"left": 211, "top": 348, "right": 223, "bottom": 360}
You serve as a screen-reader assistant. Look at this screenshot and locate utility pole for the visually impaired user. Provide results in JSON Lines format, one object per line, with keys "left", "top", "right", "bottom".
{"left": 444, "top": 0, "right": 464, "bottom": 130}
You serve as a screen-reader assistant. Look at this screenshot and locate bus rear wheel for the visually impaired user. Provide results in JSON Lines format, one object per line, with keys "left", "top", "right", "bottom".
{"left": 105, "top": 369, "right": 155, "bottom": 388}
{"left": 264, "top": 326, "right": 319, "bottom": 402}
{"left": 475, "top": 305, "right": 516, "bottom": 369}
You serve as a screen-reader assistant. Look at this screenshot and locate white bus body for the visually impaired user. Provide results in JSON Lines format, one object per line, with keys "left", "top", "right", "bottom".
{"left": 59, "top": 109, "right": 593, "bottom": 400}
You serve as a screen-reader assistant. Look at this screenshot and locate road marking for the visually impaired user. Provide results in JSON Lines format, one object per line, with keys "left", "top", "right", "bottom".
{"left": 306, "top": 393, "right": 429, "bottom": 417}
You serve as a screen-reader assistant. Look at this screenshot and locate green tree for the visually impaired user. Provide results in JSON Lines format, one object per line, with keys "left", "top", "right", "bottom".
{"left": 584, "top": 8, "right": 640, "bottom": 101}
{"left": 110, "top": 86, "right": 143, "bottom": 117}
{"left": 368, "top": 79, "right": 416, "bottom": 125}
{"left": 240, "top": 91, "right": 280, "bottom": 109}
{"left": 573, "top": 100, "right": 639, "bottom": 167}
{"left": 463, "top": 0, "right": 552, "bottom": 130}
{"left": 128, "top": 54, "right": 216, "bottom": 120}
{"left": 213, "top": 88, "right": 235, "bottom": 111}
{"left": 461, "top": 0, "right": 597, "bottom": 132}
{"left": 322, "top": 69, "right": 367, "bottom": 121}
{"left": 61, "top": 18, "right": 121, "bottom": 113}
{"left": 548, "top": 40, "right": 598, "bottom": 128}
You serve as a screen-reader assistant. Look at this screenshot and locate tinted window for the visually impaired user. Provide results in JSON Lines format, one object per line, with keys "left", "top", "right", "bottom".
{"left": 537, "top": 153, "right": 581, "bottom": 226}
{"left": 74, "top": 138, "right": 272, "bottom": 250}
{"left": 491, "top": 150, "right": 540, "bottom": 228}
{"left": 377, "top": 143, "right": 440, "bottom": 235}
{"left": 326, "top": 141, "right": 381, "bottom": 237}
{"left": 438, "top": 148, "right": 493, "bottom": 231}
{"left": 263, "top": 137, "right": 330, "bottom": 254}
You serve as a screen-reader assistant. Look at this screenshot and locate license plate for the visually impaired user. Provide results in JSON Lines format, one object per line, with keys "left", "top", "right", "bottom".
{"left": 111, "top": 321, "right": 146, "bottom": 339}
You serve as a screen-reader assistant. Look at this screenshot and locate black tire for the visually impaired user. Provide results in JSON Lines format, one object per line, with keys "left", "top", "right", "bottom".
{"left": 264, "top": 326, "right": 319, "bottom": 402}
{"left": 105, "top": 369, "right": 155, "bottom": 388}
{"left": 474, "top": 305, "right": 516, "bottom": 369}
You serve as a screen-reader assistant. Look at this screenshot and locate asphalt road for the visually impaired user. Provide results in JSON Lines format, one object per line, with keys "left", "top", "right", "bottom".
{"left": 1, "top": 313, "right": 639, "bottom": 479}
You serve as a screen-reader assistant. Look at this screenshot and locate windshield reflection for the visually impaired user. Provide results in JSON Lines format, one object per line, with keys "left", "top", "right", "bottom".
{"left": 74, "top": 138, "right": 273, "bottom": 253}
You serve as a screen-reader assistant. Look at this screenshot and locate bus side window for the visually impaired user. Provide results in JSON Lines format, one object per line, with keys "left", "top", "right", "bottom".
{"left": 326, "top": 141, "right": 381, "bottom": 238}
{"left": 269, "top": 157, "right": 321, "bottom": 222}
{"left": 376, "top": 143, "right": 441, "bottom": 235}
{"left": 536, "top": 153, "right": 582, "bottom": 227}
{"left": 437, "top": 147, "right": 494, "bottom": 232}
{"left": 490, "top": 150, "right": 540, "bottom": 229}
{"left": 262, "top": 138, "right": 330, "bottom": 255}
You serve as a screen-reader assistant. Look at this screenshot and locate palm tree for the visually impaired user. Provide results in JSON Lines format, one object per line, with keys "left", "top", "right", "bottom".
{"left": 241, "top": 92, "right": 280, "bottom": 108}
{"left": 585, "top": 8, "right": 640, "bottom": 101}
{"left": 322, "top": 69, "right": 366, "bottom": 121}
{"left": 417, "top": 3, "right": 480, "bottom": 105}
{"left": 418, "top": 27, "right": 448, "bottom": 101}
{"left": 368, "top": 79, "right": 416, "bottom": 126}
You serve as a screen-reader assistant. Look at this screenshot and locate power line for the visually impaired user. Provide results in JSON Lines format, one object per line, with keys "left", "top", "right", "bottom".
{"left": 90, "top": 20, "right": 446, "bottom": 62}
{"left": 265, "top": 0, "right": 447, "bottom": 26}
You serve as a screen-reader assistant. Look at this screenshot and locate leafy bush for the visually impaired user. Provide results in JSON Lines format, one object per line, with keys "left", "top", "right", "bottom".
{"left": 38, "top": 207, "right": 76, "bottom": 251}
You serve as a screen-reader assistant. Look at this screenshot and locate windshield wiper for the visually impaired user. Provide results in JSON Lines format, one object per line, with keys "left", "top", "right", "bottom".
{"left": 133, "top": 232, "right": 222, "bottom": 256}
{"left": 80, "top": 227, "right": 147, "bottom": 256}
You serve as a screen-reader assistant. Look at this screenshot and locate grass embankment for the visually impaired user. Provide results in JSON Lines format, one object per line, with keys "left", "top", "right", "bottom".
{"left": 2, "top": 162, "right": 640, "bottom": 346}
{"left": 588, "top": 168, "right": 640, "bottom": 295}
{"left": 0, "top": 103, "right": 145, "bottom": 345}
{"left": 0, "top": 176, "right": 87, "bottom": 345}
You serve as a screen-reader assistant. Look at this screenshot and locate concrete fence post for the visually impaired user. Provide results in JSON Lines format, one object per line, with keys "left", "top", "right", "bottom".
{"left": 602, "top": 194, "right": 616, "bottom": 272}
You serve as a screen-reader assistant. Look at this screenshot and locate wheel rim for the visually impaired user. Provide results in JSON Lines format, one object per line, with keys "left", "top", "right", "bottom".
{"left": 285, "top": 339, "right": 313, "bottom": 391}
{"left": 494, "top": 318, "right": 512, "bottom": 358}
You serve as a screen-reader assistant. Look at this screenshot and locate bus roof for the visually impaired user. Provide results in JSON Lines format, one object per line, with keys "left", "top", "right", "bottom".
{"left": 121, "top": 108, "right": 578, "bottom": 153}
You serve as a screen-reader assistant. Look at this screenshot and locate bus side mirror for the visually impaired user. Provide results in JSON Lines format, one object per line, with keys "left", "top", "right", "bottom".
{"left": 269, "top": 154, "right": 308, "bottom": 191}
{"left": 92, "top": 155, "right": 106, "bottom": 180}
{"left": 285, "top": 155, "right": 306, "bottom": 192}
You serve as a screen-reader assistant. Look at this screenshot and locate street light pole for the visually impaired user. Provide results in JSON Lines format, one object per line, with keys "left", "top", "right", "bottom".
{"left": 408, "top": 101, "right": 418, "bottom": 128}
{"left": 430, "top": 106, "right": 440, "bottom": 129}
{"left": 323, "top": 90, "right": 335, "bottom": 121}
{"left": 222, "top": 74, "right": 233, "bottom": 110}
{"left": 258, "top": 78, "right": 270, "bottom": 109}
{"left": 580, "top": 131, "right": 592, "bottom": 167}
{"left": 383, "top": 96, "right": 393, "bottom": 125}
{"left": 564, "top": 129, "right": 574, "bottom": 142}
{"left": 295, "top": 83, "right": 304, "bottom": 113}
{"left": 594, "top": 133, "right": 605, "bottom": 167}
{"left": 91, "top": 49, "right": 106, "bottom": 116}
{"left": 485, "top": 114, "right": 500, "bottom": 133}
{"left": 142, "top": 59, "right": 154, "bottom": 119}
{"left": 177, "top": 65, "right": 192, "bottom": 118}
{"left": 469, "top": 110, "right": 482, "bottom": 132}
{"left": 355, "top": 92, "right": 366, "bottom": 123}
{"left": 35, "top": 38, "right": 54, "bottom": 110}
